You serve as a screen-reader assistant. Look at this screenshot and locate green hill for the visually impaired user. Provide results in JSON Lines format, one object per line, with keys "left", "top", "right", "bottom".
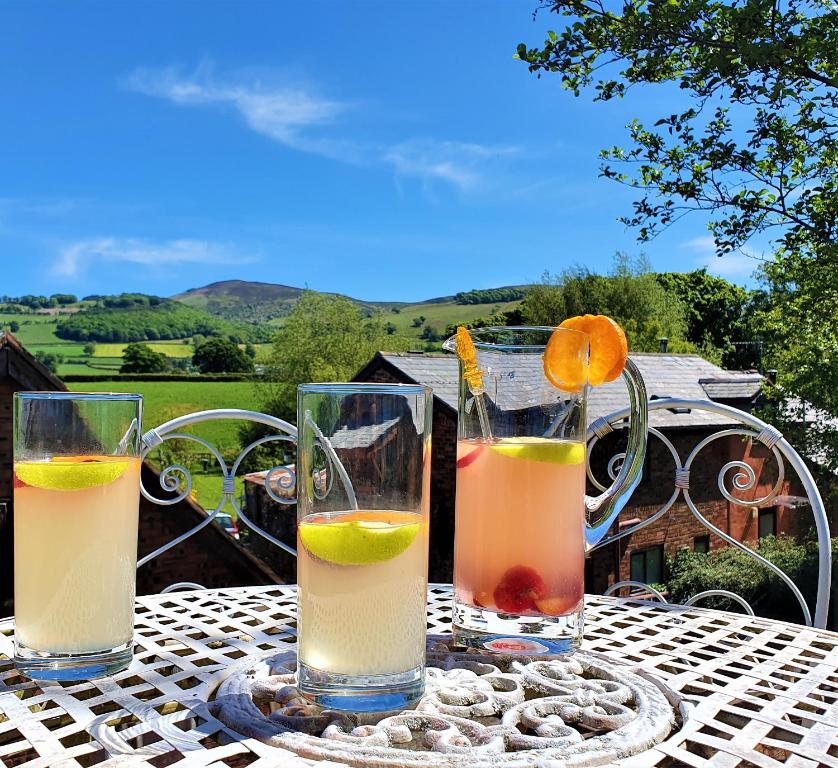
{"left": 173, "top": 280, "right": 527, "bottom": 343}
{"left": 55, "top": 295, "right": 272, "bottom": 344}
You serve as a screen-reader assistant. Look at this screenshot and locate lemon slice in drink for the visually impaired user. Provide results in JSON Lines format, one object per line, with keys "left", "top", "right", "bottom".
{"left": 15, "top": 456, "right": 133, "bottom": 491}
{"left": 299, "top": 515, "right": 420, "bottom": 566}
{"left": 488, "top": 437, "right": 585, "bottom": 465}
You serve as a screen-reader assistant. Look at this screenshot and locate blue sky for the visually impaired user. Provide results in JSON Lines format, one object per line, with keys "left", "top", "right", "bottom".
{"left": 0, "top": 1, "right": 764, "bottom": 301}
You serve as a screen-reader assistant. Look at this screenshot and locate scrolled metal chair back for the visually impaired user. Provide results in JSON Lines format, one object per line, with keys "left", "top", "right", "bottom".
{"left": 589, "top": 398, "right": 832, "bottom": 628}
{"left": 139, "top": 409, "right": 299, "bottom": 571}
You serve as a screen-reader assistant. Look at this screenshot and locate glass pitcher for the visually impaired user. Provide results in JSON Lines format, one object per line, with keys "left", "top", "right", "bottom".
{"left": 442, "top": 326, "right": 648, "bottom": 653}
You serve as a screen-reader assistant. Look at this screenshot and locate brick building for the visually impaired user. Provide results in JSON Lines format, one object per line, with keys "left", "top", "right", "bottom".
{"left": 0, "top": 332, "right": 278, "bottom": 615}
{"left": 241, "top": 350, "right": 810, "bottom": 591}
{"left": 348, "top": 351, "right": 805, "bottom": 591}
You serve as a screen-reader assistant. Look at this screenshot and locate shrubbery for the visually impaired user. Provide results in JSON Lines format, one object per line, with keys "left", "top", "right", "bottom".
{"left": 55, "top": 298, "right": 270, "bottom": 343}
{"left": 455, "top": 287, "right": 528, "bottom": 304}
{"left": 666, "top": 535, "right": 837, "bottom": 628}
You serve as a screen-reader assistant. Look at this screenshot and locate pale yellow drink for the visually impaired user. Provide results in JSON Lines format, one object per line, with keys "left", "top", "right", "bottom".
{"left": 14, "top": 457, "right": 142, "bottom": 654}
{"left": 297, "top": 510, "right": 428, "bottom": 675}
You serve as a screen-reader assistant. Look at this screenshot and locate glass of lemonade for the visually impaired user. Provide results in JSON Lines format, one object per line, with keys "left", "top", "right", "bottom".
{"left": 443, "top": 327, "right": 647, "bottom": 654}
{"left": 14, "top": 392, "right": 143, "bottom": 680}
{"left": 296, "top": 383, "right": 432, "bottom": 711}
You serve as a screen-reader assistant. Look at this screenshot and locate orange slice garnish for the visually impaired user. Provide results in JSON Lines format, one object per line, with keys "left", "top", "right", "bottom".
{"left": 544, "top": 314, "right": 628, "bottom": 390}
{"left": 455, "top": 326, "right": 485, "bottom": 393}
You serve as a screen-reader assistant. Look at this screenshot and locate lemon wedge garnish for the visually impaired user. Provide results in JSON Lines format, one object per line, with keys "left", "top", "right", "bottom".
{"left": 488, "top": 437, "right": 585, "bottom": 465}
{"left": 299, "top": 514, "right": 421, "bottom": 566}
{"left": 15, "top": 457, "right": 133, "bottom": 491}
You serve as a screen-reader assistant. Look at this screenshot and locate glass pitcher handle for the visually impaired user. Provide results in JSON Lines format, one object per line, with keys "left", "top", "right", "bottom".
{"left": 584, "top": 358, "right": 648, "bottom": 551}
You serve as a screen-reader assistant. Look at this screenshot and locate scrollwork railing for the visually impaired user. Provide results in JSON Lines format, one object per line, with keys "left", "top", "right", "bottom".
{"left": 588, "top": 398, "right": 831, "bottom": 628}
{"left": 139, "top": 409, "right": 298, "bottom": 567}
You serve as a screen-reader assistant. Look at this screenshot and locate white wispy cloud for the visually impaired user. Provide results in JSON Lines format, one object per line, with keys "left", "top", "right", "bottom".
{"left": 681, "top": 236, "right": 765, "bottom": 280}
{"left": 55, "top": 237, "right": 248, "bottom": 278}
{"left": 383, "top": 140, "right": 519, "bottom": 191}
{"left": 123, "top": 64, "right": 345, "bottom": 154}
{"left": 122, "top": 64, "right": 517, "bottom": 192}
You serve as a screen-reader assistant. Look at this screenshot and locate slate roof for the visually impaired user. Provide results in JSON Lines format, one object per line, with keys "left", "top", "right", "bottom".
{"left": 699, "top": 376, "right": 763, "bottom": 401}
{"left": 364, "top": 352, "right": 764, "bottom": 429}
{"left": 329, "top": 417, "right": 401, "bottom": 449}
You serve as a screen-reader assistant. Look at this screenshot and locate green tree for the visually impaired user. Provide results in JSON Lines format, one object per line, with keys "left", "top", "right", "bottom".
{"left": 193, "top": 338, "right": 255, "bottom": 374}
{"left": 257, "top": 292, "right": 405, "bottom": 422}
{"left": 8, "top": 321, "right": 19, "bottom": 333}
{"left": 517, "top": 0, "right": 838, "bottom": 472}
{"left": 34, "top": 351, "right": 58, "bottom": 374}
{"left": 120, "top": 343, "right": 169, "bottom": 374}
{"left": 244, "top": 342, "right": 257, "bottom": 360}
{"left": 656, "top": 270, "right": 762, "bottom": 367}
{"left": 521, "top": 253, "right": 689, "bottom": 352}
{"left": 83, "top": 342, "right": 96, "bottom": 356}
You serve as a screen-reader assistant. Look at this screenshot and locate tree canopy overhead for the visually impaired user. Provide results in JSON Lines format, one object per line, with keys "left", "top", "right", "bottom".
{"left": 517, "top": 0, "right": 838, "bottom": 262}
{"left": 517, "top": 0, "right": 838, "bottom": 477}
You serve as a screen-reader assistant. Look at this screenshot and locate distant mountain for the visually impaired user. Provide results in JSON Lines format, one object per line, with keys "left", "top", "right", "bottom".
{"left": 171, "top": 280, "right": 528, "bottom": 342}
{"left": 173, "top": 280, "right": 389, "bottom": 324}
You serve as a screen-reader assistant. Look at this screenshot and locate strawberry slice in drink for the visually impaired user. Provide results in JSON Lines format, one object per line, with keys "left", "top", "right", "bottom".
{"left": 456, "top": 444, "right": 484, "bottom": 469}
{"left": 493, "top": 565, "right": 546, "bottom": 614}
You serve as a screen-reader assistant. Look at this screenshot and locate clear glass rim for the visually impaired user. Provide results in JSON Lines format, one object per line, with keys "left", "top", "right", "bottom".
{"left": 298, "top": 382, "right": 431, "bottom": 396}
{"left": 14, "top": 391, "right": 143, "bottom": 402}
{"left": 443, "top": 325, "right": 588, "bottom": 352}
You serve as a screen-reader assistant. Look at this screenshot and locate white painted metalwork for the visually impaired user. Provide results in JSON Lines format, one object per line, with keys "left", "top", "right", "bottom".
{"left": 139, "top": 408, "right": 298, "bottom": 567}
{"left": 589, "top": 398, "right": 832, "bottom": 628}
{"left": 603, "top": 581, "right": 668, "bottom": 603}
{"left": 0, "top": 585, "right": 836, "bottom": 767}
{"left": 139, "top": 400, "right": 831, "bottom": 629}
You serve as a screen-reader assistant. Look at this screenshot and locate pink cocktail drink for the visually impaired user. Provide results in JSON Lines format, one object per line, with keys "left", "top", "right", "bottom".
{"left": 454, "top": 437, "right": 585, "bottom": 626}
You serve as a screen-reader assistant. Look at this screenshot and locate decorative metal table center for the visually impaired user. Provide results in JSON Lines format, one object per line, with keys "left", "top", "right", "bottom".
{"left": 209, "top": 635, "right": 681, "bottom": 767}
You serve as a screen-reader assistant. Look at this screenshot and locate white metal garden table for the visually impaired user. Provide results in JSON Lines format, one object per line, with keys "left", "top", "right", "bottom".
{"left": 0, "top": 584, "right": 835, "bottom": 767}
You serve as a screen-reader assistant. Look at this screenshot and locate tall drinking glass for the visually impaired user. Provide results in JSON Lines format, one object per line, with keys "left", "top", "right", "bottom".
{"left": 14, "top": 392, "right": 143, "bottom": 680}
{"left": 443, "top": 327, "right": 647, "bottom": 654}
{"left": 296, "top": 383, "right": 432, "bottom": 711}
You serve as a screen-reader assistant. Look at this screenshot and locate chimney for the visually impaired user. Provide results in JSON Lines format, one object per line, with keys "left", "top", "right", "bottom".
{"left": 659, "top": 337, "right": 668, "bottom": 353}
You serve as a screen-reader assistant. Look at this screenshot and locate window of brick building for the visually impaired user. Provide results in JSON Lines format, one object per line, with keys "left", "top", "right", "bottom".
{"left": 630, "top": 546, "right": 664, "bottom": 584}
{"left": 758, "top": 507, "right": 777, "bottom": 539}
{"left": 694, "top": 535, "right": 710, "bottom": 554}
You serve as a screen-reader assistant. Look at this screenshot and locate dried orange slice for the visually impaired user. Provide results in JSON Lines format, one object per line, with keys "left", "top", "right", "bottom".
{"left": 455, "top": 326, "right": 485, "bottom": 393}
{"left": 544, "top": 314, "right": 628, "bottom": 390}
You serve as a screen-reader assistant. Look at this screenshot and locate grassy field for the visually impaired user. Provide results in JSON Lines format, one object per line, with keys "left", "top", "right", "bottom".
{"left": 68, "top": 380, "right": 263, "bottom": 513}
{"left": 1, "top": 314, "right": 63, "bottom": 344}
{"left": 92, "top": 341, "right": 195, "bottom": 358}
{"left": 384, "top": 299, "right": 523, "bottom": 337}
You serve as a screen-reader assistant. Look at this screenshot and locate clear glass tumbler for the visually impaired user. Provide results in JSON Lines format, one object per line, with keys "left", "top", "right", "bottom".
{"left": 296, "top": 383, "right": 432, "bottom": 711}
{"left": 14, "top": 392, "right": 143, "bottom": 680}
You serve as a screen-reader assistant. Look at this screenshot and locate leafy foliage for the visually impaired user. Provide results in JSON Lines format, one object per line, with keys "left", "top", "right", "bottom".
{"left": 517, "top": 0, "right": 838, "bottom": 260}
{"left": 193, "top": 338, "right": 255, "bottom": 374}
{"left": 520, "top": 253, "right": 689, "bottom": 352}
{"left": 454, "top": 287, "right": 528, "bottom": 304}
{"left": 55, "top": 298, "right": 269, "bottom": 344}
{"left": 517, "top": 0, "right": 838, "bottom": 478}
{"left": 120, "top": 343, "right": 170, "bottom": 374}
{"left": 656, "top": 270, "right": 763, "bottom": 367}
{"left": 667, "top": 536, "right": 837, "bottom": 628}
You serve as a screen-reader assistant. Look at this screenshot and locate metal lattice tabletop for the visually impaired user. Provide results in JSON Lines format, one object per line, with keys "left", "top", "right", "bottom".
{"left": 0, "top": 585, "right": 835, "bottom": 767}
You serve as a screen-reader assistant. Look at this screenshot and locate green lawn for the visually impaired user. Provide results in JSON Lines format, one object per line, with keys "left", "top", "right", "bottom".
{"left": 93, "top": 341, "right": 195, "bottom": 358}
{"left": 0, "top": 314, "right": 62, "bottom": 344}
{"left": 68, "top": 380, "right": 264, "bottom": 512}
